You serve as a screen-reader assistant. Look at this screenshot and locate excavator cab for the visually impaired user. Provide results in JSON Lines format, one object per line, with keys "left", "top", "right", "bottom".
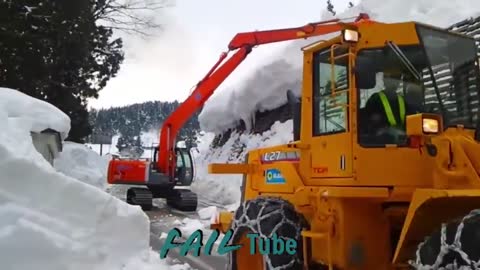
{"left": 173, "top": 147, "right": 194, "bottom": 186}
{"left": 151, "top": 142, "right": 194, "bottom": 185}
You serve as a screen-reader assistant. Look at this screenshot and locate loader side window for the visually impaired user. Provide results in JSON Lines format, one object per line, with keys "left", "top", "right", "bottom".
{"left": 313, "top": 46, "right": 349, "bottom": 136}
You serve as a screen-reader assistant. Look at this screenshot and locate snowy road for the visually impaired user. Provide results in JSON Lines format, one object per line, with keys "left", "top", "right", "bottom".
{"left": 147, "top": 199, "right": 228, "bottom": 270}
{"left": 108, "top": 186, "right": 230, "bottom": 269}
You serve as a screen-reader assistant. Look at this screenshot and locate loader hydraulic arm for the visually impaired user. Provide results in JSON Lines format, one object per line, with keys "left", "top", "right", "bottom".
{"left": 157, "top": 13, "right": 372, "bottom": 177}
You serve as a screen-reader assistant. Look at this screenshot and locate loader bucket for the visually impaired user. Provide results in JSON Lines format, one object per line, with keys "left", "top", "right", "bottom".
{"left": 393, "top": 189, "right": 480, "bottom": 264}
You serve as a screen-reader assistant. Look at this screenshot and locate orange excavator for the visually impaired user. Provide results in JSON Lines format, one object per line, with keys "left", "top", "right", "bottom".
{"left": 106, "top": 13, "right": 371, "bottom": 211}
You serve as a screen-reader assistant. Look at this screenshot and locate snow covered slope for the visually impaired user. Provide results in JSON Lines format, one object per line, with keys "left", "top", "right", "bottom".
{"left": 0, "top": 88, "right": 172, "bottom": 270}
{"left": 191, "top": 120, "right": 293, "bottom": 206}
{"left": 198, "top": 0, "right": 480, "bottom": 134}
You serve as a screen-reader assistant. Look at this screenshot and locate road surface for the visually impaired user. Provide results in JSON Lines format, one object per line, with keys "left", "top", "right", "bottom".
{"left": 147, "top": 198, "right": 229, "bottom": 270}
{"left": 109, "top": 186, "right": 229, "bottom": 269}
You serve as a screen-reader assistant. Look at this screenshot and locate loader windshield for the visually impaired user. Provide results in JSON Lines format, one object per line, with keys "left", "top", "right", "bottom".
{"left": 416, "top": 25, "right": 480, "bottom": 128}
{"left": 357, "top": 26, "right": 480, "bottom": 146}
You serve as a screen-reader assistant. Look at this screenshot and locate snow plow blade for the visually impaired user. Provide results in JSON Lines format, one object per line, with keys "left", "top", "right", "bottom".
{"left": 393, "top": 188, "right": 480, "bottom": 264}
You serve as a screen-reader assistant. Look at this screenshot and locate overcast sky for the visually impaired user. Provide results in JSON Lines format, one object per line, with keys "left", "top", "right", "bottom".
{"left": 87, "top": 0, "right": 356, "bottom": 109}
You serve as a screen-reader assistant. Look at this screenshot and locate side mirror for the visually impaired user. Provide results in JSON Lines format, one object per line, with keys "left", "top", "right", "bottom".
{"left": 355, "top": 56, "right": 376, "bottom": 89}
{"left": 287, "top": 90, "right": 301, "bottom": 141}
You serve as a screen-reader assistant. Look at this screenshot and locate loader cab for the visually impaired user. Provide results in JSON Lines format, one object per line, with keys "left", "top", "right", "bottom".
{"left": 298, "top": 21, "right": 480, "bottom": 181}
{"left": 355, "top": 25, "right": 480, "bottom": 147}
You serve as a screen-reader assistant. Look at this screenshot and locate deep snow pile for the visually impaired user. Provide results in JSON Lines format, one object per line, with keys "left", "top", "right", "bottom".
{"left": 198, "top": 0, "right": 480, "bottom": 134}
{"left": 0, "top": 88, "right": 172, "bottom": 270}
{"left": 191, "top": 120, "right": 293, "bottom": 206}
{"left": 54, "top": 142, "right": 111, "bottom": 190}
{"left": 0, "top": 88, "right": 71, "bottom": 139}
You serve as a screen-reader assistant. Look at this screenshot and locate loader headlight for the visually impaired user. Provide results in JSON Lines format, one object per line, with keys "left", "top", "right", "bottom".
{"left": 423, "top": 118, "right": 439, "bottom": 134}
{"left": 342, "top": 29, "right": 359, "bottom": 42}
{"left": 407, "top": 113, "right": 442, "bottom": 137}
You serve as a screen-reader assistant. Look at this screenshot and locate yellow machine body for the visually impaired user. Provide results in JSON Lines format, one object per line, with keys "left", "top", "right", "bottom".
{"left": 209, "top": 19, "right": 480, "bottom": 269}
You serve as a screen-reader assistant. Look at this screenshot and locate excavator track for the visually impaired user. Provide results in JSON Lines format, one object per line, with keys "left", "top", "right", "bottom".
{"left": 126, "top": 187, "right": 153, "bottom": 211}
{"left": 166, "top": 189, "right": 198, "bottom": 212}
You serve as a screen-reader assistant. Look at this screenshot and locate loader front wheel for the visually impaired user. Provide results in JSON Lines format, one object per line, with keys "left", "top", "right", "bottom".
{"left": 411, "top": 209, "right": 480, "bottom": 269}
{"left": 228, "top": 197, "right": 306, "bottom": 270}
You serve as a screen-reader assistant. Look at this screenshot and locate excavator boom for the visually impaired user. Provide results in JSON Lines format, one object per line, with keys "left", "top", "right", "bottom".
{"left": 157, "top": 13, "right": 372, "bottom": 176}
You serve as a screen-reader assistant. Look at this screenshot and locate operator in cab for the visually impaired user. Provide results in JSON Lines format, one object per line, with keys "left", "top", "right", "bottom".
{"left": 364, "top": 69, "right": 421, "bottom": 144}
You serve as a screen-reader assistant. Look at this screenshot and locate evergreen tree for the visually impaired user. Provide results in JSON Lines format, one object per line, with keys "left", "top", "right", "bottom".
{"left": 0, "top": 0, "right": 170, "bottom": 143}
{"left": 133, "top": 136, "right": 144, "bottom": 157}
{"left": 0, "top": 0, "right": 123, "bottom": 143}
{"left": 90, "top": 100, "right": 201, "bottom": 150}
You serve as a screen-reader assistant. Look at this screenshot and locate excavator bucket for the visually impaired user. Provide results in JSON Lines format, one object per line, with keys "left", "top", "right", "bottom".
{"left": 393, "top": 188, "right": 480, "bottom": 264}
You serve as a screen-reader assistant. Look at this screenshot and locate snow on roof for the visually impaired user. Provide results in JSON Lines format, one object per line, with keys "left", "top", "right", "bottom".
{"left": 198, "top": 0, "right": 480, "bottom": 134}
{"left": 0, "top": 87, "right": 71, "bottom": 140}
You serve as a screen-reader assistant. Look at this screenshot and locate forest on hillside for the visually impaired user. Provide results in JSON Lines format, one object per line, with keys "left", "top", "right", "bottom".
{"left": 88, "top": 100, "right": 200, "bottom": 156}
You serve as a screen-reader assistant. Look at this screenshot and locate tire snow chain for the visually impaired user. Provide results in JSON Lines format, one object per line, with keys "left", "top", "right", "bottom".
{"left": 409, "top": 209, "right": 480, "bottom": 270}
{"left": 229, "top": 198, "right": 303, "bottom": 270}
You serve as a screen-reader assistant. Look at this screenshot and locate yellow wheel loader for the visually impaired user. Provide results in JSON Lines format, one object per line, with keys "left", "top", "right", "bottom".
{"left": 208, "top": 15, "right": 480, "bottom": 270}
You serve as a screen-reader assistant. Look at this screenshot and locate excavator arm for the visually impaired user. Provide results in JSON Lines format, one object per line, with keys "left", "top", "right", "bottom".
{"left": 157, "top": 13, "right": 372, "bottom": 176}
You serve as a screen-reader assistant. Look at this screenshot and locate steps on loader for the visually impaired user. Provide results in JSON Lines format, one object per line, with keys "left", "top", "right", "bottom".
{"left": 126, "top": 187, "right": 153, "bottom": 211}
{"left": 167, "top": 189, "right": 198, "bottom": 212}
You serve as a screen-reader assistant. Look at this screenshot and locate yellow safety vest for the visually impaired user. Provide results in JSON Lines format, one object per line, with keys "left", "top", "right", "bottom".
{"left": 378, "top": 91, "right": 405, "bottom": 127}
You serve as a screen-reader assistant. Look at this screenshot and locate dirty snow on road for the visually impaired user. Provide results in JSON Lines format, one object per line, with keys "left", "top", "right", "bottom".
{"left": 0, "top": 87, "right": 188, "bottom": 270}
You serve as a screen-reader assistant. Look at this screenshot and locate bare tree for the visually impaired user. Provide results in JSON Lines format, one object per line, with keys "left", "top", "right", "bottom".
{"left": 93, "top": 0, "right": 174, "bottom": 37}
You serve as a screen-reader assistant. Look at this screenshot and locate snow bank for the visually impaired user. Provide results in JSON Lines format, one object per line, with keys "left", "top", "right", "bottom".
{"left": 191, "top": 120, "right": 293, "bottom": 205}
{"left": 0, "top": 87, "right": 70, "bottom": 139}
{"left": 0, "top": 89, "right": 172, "bottom": 269}
{"left": 54, "top": 141, "right": 111, "bottom": 190}
{"left": 198, "top": 0, "right": 480, "bottom": 133}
